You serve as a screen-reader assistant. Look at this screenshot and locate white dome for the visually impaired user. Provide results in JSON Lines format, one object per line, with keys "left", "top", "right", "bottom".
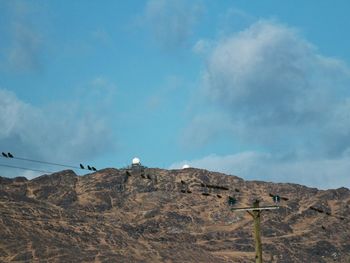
{"left": 132, "top": 157, "right": 141, "bottom": 165}
{"left": 182, "top": 164, "right": 190, "bottom": 169}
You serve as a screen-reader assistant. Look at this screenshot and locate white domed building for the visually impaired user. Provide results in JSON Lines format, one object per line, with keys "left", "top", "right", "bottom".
{"left": 132, "top": 157, "right": 141, "bottom": 166}
{"left": 129, "top": 156, "right": 145, "bottom": 171}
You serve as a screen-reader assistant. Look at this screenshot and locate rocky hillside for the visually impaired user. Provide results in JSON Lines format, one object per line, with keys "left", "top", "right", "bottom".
{"left": 0, "top": 168, "right": 349, "bottom": 262}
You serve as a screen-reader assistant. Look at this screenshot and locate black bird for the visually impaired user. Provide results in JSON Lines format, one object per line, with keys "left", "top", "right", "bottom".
{"left": 7, "top": 152, "right": 13, "bottom": 158}
{"left": 80, "top": 164, "right": 85, "bottom": 169}
{"left": 2, "top": 152, "right": 8, "bottom": 158}
{"left": 87, "top": 165, "right": 92, "bottom": 170}
{"left": 92, "top": 167, "right": 97, "bottom": 171}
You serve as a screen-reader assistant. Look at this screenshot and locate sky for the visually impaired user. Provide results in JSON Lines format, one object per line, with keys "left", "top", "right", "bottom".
{"left": 1, "top": 0, "right": 350, "bottom": 189}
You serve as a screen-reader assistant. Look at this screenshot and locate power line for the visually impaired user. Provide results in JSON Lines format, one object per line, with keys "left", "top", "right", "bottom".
{"left": 0, "top": 163, "right": 53, "bottom": 174}
{"left": 13, "top": 156, "right": 80, "bottom": 169}
{"left": 1, "top": 152, "right": 97, "bottom": 171}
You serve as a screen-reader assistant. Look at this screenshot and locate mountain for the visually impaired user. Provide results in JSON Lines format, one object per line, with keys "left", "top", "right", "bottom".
{"left": 0, "top": 167, "right": 349, "bottom": 262}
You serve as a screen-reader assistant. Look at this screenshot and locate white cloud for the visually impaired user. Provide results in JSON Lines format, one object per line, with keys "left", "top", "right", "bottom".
{"left": 180, "top": 113, "right": 235, "bottom": 148}
{"left": 18, "top": 170, "right": 41, "bottom": 180}
{"left": 170, "top": 152, "right": 350, "bottom": 189}
{"left": 142, "top": 0, "right": 203, "bottom": 48}
{"left": 0, "top": 88, "right": 115, "bottom": 178}
{"left": 0, "top": 1, "right": 44, "bottom": 72}
{"left": 170, "top": 151, "right": 266, "bottom": 177}
{"left": 217, "top": 8, "right": 255, "bottom": 35}
{"left": 182, "top": 20, "right": 350, "bottom": 188}
{"left": 192, "top": 39, "right": 212, "bottom": 54}
{"left": 190, "top": 20, "right": 350, "bottom": 157}
{"left": 7, "top": 22, "right": 42, "bottom": 71}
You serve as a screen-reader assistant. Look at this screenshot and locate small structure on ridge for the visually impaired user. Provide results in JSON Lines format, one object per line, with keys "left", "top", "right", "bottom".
{"left": 132, "top": 157, "right": 141, "bottom": 167}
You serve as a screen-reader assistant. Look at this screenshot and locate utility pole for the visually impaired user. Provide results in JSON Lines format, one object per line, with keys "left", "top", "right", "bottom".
{"left": 251, "top": 200, "right": 262, "bottom": 263}
{"left": 230, "top": 199, "right": 280, "bottom": 263}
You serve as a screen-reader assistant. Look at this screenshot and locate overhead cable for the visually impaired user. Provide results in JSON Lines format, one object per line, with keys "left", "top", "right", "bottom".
{"left": 0, "top": 163, "right": 53, "bottom": 174}
{"left": 1, "top": 152, "right": 97, "bottom": 171}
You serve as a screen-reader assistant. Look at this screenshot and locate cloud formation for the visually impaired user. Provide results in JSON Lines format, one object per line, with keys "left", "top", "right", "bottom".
{"left": 0, "top": 1, "right": 44, "bottom": 72}
{"left": 181, "top": 20, "right": 350, "bottom": 188}
{"left": 170, "top": 152, "right": 350, "bottom": 189}
{"left": 143, "top": 0, "right": 203, "bottom": 48}
{"left": 0, "top": 88, "right": 115, "bottom": 177}
{"left": 7, "top": 21, "right": 42, "bottom": 71}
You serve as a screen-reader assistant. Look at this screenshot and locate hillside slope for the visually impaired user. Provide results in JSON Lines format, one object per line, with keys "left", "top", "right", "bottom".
{"left": 1, "top": 168, "right": 349, "bottom": 262}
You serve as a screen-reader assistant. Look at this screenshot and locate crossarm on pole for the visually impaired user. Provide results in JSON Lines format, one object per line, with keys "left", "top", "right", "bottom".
{"left": 231, "top": 206, "right": 280, "bottom": 212}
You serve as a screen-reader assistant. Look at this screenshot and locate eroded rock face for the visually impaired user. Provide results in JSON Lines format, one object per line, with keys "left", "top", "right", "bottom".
{"left": 0, "top": 168, "right": 349, "bottom": 262}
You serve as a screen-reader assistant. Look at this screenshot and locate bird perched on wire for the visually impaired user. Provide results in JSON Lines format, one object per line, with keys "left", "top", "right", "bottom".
{"left": 80, "top": 164, "right": 85, "bottom": 169}
{"left": 8, "top": 152, "right": 14, "bottom": 158}
{"left": 2, "top": 152, "right": 8, "bottom": 158}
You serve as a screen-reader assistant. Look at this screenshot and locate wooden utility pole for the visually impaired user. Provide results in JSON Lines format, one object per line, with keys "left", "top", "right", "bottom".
{"left": 231, "top": 199, "right": 280, "bottom": 263}
{"left": 251, "top": 200, "right": 262, "bottom": 263}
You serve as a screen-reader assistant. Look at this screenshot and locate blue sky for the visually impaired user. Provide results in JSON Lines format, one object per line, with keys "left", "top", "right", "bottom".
{"left": 1, "top": 0, "right": 350, "bottom": 189}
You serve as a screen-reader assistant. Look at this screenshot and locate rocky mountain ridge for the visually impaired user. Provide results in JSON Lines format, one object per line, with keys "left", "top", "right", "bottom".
{"left": 0, "top": 167, "right": 349, "bottom": 262}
